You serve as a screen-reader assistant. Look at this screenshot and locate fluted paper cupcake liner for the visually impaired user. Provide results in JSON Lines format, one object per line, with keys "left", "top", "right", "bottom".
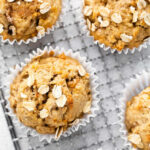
{"left": 4, "top": 46, "right": 100, "bottom": 143}
{"left": 0, "top": 0, "right": 67, "bottom": 45}
{"left": 119, "top": 71, "right": 150, "bottom": 149}
{"left": 79, "top": 0, "right": 150, "bottom": 54}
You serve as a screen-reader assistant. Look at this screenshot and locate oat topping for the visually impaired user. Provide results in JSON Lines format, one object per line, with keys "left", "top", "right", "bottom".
{"left": 40, "top": 2, "right": 51, "bottom": 14}
{"left": 40, "top": 109, "right": 49, "bottom": 119}
{"left": 111, "top": 13, "right": 122, "bottom": 24}
{"left": 130, "top": 6, "right": 135, "bottom": 13}
{"left": 24, "top": 0, "right": 32, "bottom": 2}
{"left": 55, "top": 127, "right": 63, "bottom": 139}
{"left": 86, "top": 19, "right": 91, "bottom": 30}
{"left": 69, "top": 119, "right": 80, "bottom": 126}
{"left": 84, "top": 6, "right": 93, "bottom": 16}
{"left": 120, "top": 33, "right": 133, "bottom": 42}
{"left": 83, "top": 101, "right": 91, "bottom": 113}
{"left": 98, "top": 16, "right": 110, "bottom": 27}
{"left": 7, "top": 0, "right": 15, "bottom": 2}
{"left": 140, "top": 11, "right": 147, "bottom": 19}
{"left": 133, "top": 11, "right": 138, "bottom": 23}
{"left": 17, "top": 1, "right": 21, "bottom": 5}
{"left": 23, "top": 101, "right": 35, "bottom": 111}
{"left": 38, "top": 85, "right": 49, "bottom": 95}
{"left": 0, "top": 24, "right": 4, "bottom": 34}
{"left": 56, "top": 95, "right": 67, "bottom": 108}
{"left": 137, "top": 0, "right": 147, "bottom": 9}
{"left": 20, "top": 92, "right": 27, "bottom": 98}
{"left": 144, "top": 13, "right": 150, "bottom": 26}
{"left": 38, "top": 0, "right": 43, "bottom": 2}
{"left": 36, "top": 26, "right": 45, "bottom": 36}
{"left": 91, "top": 23, "right": 97, "bottom": 32}
{"left": 52, "top": 85, "right": 62, "bottom": 98}
{"left": 77, "top": 65, "right": 86, "bottom": 77}
{"left": 128, "top": 134, "right": 144, "bottom": 148}
{"left": 99, "top": 6, "right": 110, "bottom": 17}
{"left": 27, "top": 75, "right": 35, "bottom": 87}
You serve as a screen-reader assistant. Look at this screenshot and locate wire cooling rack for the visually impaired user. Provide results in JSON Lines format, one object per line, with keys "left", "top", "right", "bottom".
{"left": 0, "top": 0, "right": 150, "bottom": 150}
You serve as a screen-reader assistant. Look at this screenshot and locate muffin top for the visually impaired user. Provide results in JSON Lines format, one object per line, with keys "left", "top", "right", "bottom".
{"left": 125, "top": 87, "right": 150, "bottom": 150}
{"left": 0, "top": 0, "right": 61, "bottom": 42}
{"left": 84, "top": 0, "right": 150, "bottom": 51}
{"left": 9, "top": 51, "right": 91, "bottom": 136}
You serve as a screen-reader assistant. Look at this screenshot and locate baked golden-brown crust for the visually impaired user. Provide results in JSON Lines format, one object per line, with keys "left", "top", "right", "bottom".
{"left": 125, "top": 87, "right": 150, "bottom": 150}
{"left": 9, "top": 51, "right": 92, "bottom": 135}
{"left": 84, "top": 0, "right": 150, "bottom": 51}
{"left": 0, "top": 0, "right": 61, "bottom": 41}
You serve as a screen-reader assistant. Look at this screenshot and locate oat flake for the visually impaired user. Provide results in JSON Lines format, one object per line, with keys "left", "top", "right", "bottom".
{"left": 40, "top": 2, "right": 51, "bottom": 14}
{"left": 7, "top": 0, "right": 15, "bottom": 2}
{"left": 86, "top": 19, "right": 91, "bottom": 30}
{"left": 144, "top": 13, "right": 150, "bottom": 26}
{"left": 55, "top": 127, "right": 63, "bottom": 139}
{"left": 84, "top": 6, "right": 93, "bottom": 16}
{"left": 40, "top": 109, "right": 49, "bottom": 119}
{"left": 120, "top": 33, "right": 133, "bottom": 42}
{"left": 0, "top": 24, "right": 4, "bottom": 34}
{"left": 24, "top": 0, "right": 32, "bottom": 2}
{"left": 133, "top": 11, "right": 138, "bottom": 23}
{"left": 38, "top": 85, "right": 49, "bottom": 95}
{"left": 140, "top": 11, "right": 147, "bottom": 20}
{"left": 52, "top": 85, "right": 62, "bottom": 99}
{"left": 36, "top": 26, "right": 45, "bottom": 36}
{"left": 77, "top": 65, "right": 86, "bottom": 76}
{"left": 130, "top": 6, "right": 135, "bottom": 13}
{"left": 91, "top": 24, "right": 97, "bottom": 32}
{"left": 27, "top": 75, "right": 35, "bottom": 87}
{"left": 56, "top": 95, "right": 67, "bottom": 108}
{"left": 99, "top": 6, "right": 110, "bottom": 17}
{"left": 83, "top": 101, "right": 91, "bottom": 113}
{"left": 137, "top": 0, "right": 147, "bottom": 9}
{"left": 69, "top": 119, "right": 80, "bottom": 126}
{"left": 111, "top": 13, "right": 122, "bottom": 24}
{"left": 128, "top": 134, "right": 144, "bottom": 148}
{"left": 23, "top": 101, "right": 35, "bottom": 111}
{"left": 20, "top": 92, "right": 27, "bottom": 98}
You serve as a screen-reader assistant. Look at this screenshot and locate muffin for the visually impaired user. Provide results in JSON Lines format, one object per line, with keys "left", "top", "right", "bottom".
{"left": 9, "top": 51, "right": 92, "bottom": 136}
{"left": 83, "top": 0, "right": 150, "bottom": 51}
{"left": 0, "top": 0, "right": 61, "bottom": 42}
{"left": 125, "top": 87, "right": 150, "bottom": 150}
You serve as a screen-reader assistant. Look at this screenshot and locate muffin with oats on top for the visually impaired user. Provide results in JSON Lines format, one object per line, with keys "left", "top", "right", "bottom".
{"left": 83, "top": 0, "right": 150, "bottom": 51}
{"left": 0, "top": 0, "right": 61, "bottom": 42}
{"left": 126, "top": 87, "right": 150, "bottom": 150}
{"left": 9, "top": 50, "right": 92, "bottom": 137}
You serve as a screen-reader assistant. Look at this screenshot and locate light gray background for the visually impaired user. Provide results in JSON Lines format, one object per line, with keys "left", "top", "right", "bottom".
{"left": 0, "top": 0, "right": 150, "bottom": 149}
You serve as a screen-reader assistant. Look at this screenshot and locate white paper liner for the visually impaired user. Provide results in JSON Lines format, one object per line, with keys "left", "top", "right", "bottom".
{"left": 119, "top": 71, "right": 150, "bottom": 149}
{"left": 79, "top": 0, "right": 150, "bottom": 54}
{"left": 4, "top": 46, "right": 100, "bottom": 143}
{"left": 0, "top": 0, "right": 67, "bottom": 45}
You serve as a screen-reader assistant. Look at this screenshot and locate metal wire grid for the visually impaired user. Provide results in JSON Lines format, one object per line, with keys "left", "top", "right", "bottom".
{"left": 0, "top": 0, "right": 150, "bottom": 149}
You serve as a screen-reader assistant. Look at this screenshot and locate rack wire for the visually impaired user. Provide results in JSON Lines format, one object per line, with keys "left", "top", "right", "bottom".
{"left": 0, "top": 0, "right": 150, "bottom": 149}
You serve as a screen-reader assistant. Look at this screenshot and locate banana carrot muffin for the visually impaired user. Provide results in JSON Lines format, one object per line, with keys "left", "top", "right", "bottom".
{"left": 83, "top": 0, "right": 150, "bottom": 51}
{"left": 9, "top": 51, "right": 92, "bottom": 136}
{"left": 0, "top": 0, "right": 61, "bottom": 42}
{"left": 125, "top": 87, "right": 150, "bottom": 150}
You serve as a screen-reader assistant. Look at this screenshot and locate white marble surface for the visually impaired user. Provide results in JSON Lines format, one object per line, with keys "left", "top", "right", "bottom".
{"left": 0, "top": 104, "right": 14, "bottom": 150}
